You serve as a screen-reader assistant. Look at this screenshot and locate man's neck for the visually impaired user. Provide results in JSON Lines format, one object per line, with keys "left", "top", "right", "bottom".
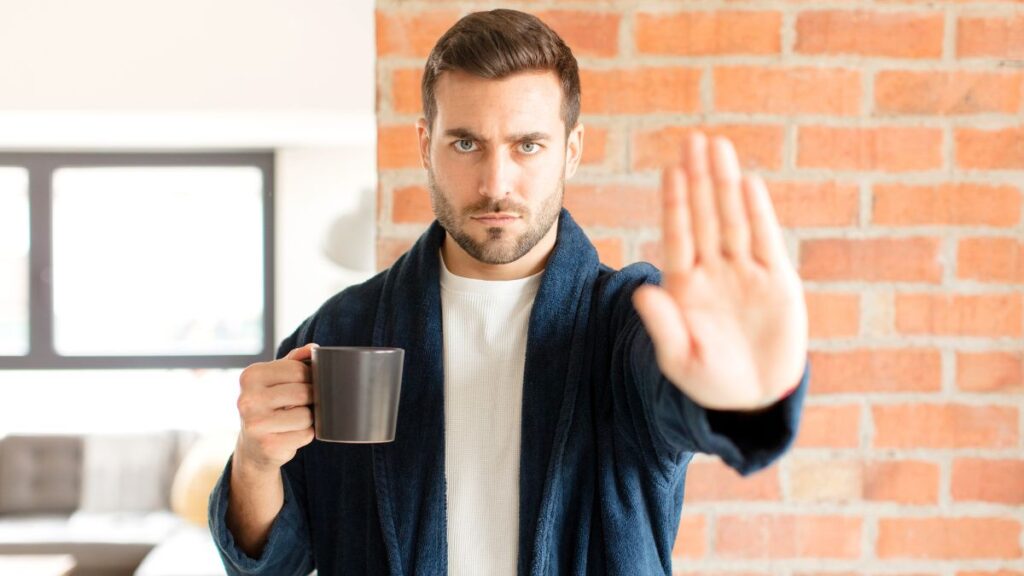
{"left": 440, "top": 220, "right": 558, "bottom": 281}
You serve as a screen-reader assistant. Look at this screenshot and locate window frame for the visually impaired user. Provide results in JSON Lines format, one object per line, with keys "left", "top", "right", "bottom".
{"left": 0, "top": 151, "right": 275, "bottom": 370}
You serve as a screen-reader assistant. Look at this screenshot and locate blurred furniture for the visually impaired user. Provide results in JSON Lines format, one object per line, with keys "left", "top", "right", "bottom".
{"left": 134, "top": 431, "right": 236, "bottom": 576}
{"left": 133, "top": 525, "right": 226, "bottom": 576}
{"left": 0, "top": 554, "right": 76, "bottom": 576}
{"left": 0, "top": 431, "right": 216, "bottom": 576}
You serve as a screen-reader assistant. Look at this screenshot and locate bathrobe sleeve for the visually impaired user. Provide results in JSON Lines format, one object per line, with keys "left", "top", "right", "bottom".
{"left": 208, "top": 321, "right": 317, "bottom": 576}
{"left": 208, "top": 454, "right": 314, "bottom": 576}
{"left": 617, "top": 266, "right": 811, "bottom": 477}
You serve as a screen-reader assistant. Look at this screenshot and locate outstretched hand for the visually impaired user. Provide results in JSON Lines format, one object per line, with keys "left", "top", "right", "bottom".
{"left": 632, "top": 131, "right": 808, "bottom": 412}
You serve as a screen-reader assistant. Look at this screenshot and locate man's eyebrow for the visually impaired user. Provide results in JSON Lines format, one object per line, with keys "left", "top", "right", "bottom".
{"left": 507, "top": 131, "right": 551, "bottom": 142}
{"left": 443, "top": 128, "right": 479, "bottom": 140}
{"left": 441, "top": 128, "right": 552, "bottom": 143}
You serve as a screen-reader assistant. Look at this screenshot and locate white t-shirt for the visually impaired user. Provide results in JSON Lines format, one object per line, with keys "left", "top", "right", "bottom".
{"left": 439, "top": 249, "right": 543, "bottom": 576}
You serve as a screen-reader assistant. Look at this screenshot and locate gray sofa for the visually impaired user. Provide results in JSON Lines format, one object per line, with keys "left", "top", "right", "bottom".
{"left": 0, "top": 431, "right": 217, "bottom": 576}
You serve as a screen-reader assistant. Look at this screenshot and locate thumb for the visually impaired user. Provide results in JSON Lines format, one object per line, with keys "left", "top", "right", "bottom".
{"left": 632, "top": 285, "right": 690, "bottom": 365}
{"left": 284, "top": 342, "right": 319, "bottom": 361}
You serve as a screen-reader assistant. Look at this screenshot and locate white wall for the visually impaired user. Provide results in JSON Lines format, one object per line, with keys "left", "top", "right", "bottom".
{"left": 0, "top": 0, "right": 379, "bottom": 434}
{"left": 275, "top": 147, "right": 377, "bottom": 342}
{"left": 0, "top": 0, "right": 373, "bottom": 112}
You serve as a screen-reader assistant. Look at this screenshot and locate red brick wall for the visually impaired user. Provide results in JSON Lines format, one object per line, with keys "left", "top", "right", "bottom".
{"left": 376, "top": 2, "right": 1024, "bottom": 572}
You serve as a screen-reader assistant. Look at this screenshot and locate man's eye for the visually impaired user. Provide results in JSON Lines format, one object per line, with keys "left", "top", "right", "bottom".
{"left": 520, "top": 142, "right": 540, "bottom": 154}
{"left": 454, "top": 139, "right": 477, "bottom": 152}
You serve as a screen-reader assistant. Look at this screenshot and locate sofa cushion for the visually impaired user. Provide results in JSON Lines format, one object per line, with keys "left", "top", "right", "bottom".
{"left": 79, "top": 432, "right": 179, "bottom": 513}
{"left": 0, "top": 510, "right": 181, "bottom": 544}
{"left": 0, "top": 435, "right": 82, "bottom": 514}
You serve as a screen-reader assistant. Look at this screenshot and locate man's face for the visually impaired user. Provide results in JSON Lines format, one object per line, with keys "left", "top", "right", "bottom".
{"left": 416, "top": 69, "right": 582, "bottom": 265}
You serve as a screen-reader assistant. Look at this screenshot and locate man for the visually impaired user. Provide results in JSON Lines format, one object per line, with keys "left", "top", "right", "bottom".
{"left": 209, "top": 8, "right": 810, "bottom": 576}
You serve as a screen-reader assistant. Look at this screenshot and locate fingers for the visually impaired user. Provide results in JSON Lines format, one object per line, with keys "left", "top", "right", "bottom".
{"left": 659, "top": 164, "right": 694, "bottom": 279}
{"left": 245, "top": 405, "right": 314, "bottom": 435}
{"left": 264, "top": 381, "right": 313, "bottom": 410}
{"left": 743, "top": 173, "right": 790, "bottom": 268}
{"left": 274, "top": 406, "right": 314, "bottom": 434}
{"left": 632, "top": 284, "right": 691, "bottom": 365}
{"left": 683, "top": 132, "right": 721, "bottom": 267}
{"left": 710, "top": 136, "right": 751, "bottom": 262}
{"left": 676, "top": 131, "right": 789, "bottom": 270}
{"left": 277, "top": 427, "right": 316, "bottom": 449}
{"left": 237, "top": 350, "right": 315, "bottom": 427}
{"left": 285, "top": 342, "right": 319, "bottom": 361}
{"left": 235, "top": 348, "right": 319, "bottom": 470}
{"left": 240, "top": 361, "right": 311, "bottom": 395}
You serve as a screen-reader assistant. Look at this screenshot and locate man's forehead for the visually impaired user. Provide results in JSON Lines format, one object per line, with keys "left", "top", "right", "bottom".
{"left": 432, "top": 69, "right": 564, "bottom": 135}
{"left": 434, "top": 68, "right": 561, "bottom": 96}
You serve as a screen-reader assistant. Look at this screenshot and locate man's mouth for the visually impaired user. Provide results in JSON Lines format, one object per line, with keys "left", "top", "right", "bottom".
{"left": 472, "top": 214, "right": 520, "bottom": 225}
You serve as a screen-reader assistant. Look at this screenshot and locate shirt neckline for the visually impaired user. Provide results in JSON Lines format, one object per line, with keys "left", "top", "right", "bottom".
{"left": 438, "top": 248, "right": 544, "bottom": 296}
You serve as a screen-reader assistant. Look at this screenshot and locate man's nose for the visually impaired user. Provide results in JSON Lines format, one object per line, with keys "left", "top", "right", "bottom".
{"left": 478, "top": 149, "right": 514, "bottom": 200}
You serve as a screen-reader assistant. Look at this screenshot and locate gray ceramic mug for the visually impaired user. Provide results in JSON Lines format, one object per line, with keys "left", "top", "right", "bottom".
{"left": 307, "top": 346, "right": 404, "bottom": 443}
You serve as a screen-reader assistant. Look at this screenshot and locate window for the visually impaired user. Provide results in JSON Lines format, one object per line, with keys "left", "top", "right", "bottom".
{"left": 0, "top": 167, "right": 30, "bottom": 356}
{"left": 0, "top": 152, "right": 275, "bottom": 369}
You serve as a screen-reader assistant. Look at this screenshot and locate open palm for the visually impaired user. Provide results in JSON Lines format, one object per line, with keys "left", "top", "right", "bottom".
{"left": 632, "top": 132, "right": 808, "bottom": 412}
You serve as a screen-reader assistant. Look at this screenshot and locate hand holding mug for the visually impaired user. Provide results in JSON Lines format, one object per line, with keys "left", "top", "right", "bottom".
{"left": 233, "top": 342, "right": 318, "bottom": 474}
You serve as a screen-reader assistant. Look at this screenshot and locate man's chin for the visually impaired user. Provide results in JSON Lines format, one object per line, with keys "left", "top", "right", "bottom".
{"left": 466, "top": 236, "right": 527, "bottom": 265}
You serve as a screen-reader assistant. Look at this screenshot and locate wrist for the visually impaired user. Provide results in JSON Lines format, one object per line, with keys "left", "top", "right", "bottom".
{"left": 734, "top": 381, "right": 801, "bottom": 414}
{"left": 231, "top": 447, "right": 280, "bottom": 484}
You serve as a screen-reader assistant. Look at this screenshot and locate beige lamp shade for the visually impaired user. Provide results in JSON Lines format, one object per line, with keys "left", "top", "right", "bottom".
{"left": 170, "top": 430, "right": 238, "bottom": 527}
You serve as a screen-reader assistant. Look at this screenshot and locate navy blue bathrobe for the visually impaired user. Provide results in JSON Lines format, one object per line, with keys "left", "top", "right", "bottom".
{"left": 209, "top": 208, "right": 811, "bottom": 576}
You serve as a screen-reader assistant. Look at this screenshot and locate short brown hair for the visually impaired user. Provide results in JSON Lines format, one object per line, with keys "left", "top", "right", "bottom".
{"left": 421, "top": 9, "right": 581, "bottom": 136}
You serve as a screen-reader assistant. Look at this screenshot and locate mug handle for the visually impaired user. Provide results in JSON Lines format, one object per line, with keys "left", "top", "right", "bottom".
{"left": 301, "top": 358, "right": 316, "bottom": 433}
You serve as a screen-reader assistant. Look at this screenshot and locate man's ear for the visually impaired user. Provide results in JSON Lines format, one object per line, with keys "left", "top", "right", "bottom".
{"left": 564, "top": 123, "right": 584, "bottom": 180}
{"left": 416, "top": 117, "right": 431, "bottom": 170}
